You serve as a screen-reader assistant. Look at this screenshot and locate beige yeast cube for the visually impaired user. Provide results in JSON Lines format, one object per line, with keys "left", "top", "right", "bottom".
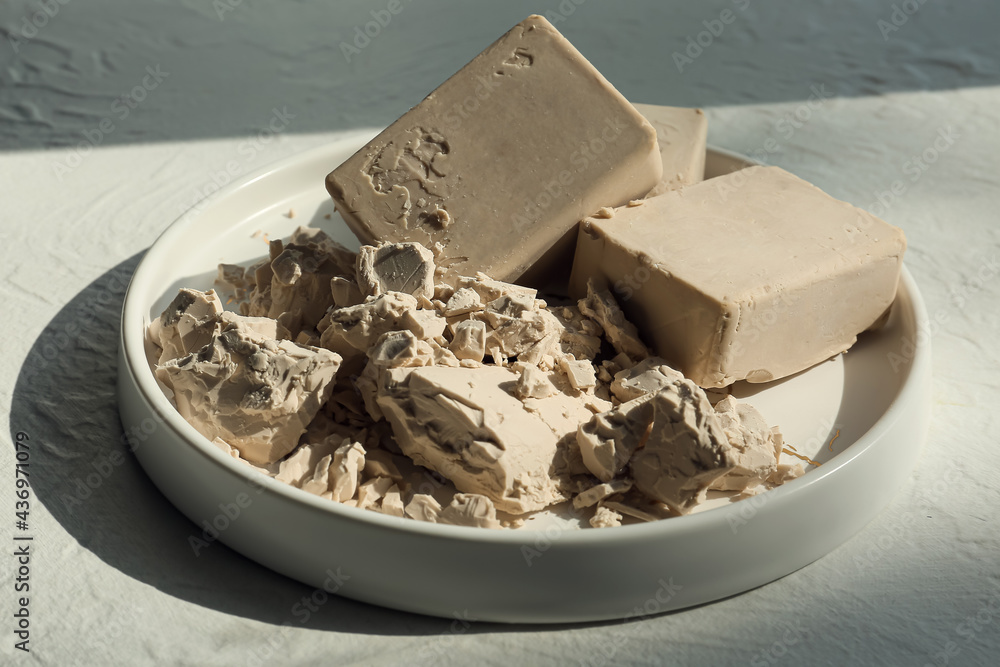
{"left": 327, "top": 15, "right": 661, "bottom": 282}
{"left": 569, "top": 166, "right": 906, "bottom": 387}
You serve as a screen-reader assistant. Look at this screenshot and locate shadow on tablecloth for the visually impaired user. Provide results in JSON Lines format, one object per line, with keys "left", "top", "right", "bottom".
{"left": 8, "top": 256, "right": 614, "bottom": 636}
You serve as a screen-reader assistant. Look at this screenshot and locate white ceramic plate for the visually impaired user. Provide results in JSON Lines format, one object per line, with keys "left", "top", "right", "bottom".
{"left": 118, "top": 130, "right": 931, "bottom": 623}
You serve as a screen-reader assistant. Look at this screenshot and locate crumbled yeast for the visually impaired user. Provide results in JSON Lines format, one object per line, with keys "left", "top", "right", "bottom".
{"left": 149, "top": 232, "right": 805, "bottom": 529}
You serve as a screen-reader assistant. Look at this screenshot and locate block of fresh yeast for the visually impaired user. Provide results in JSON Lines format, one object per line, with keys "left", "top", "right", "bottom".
{"left": 327, "top": 15, "right": 661, "bottom": 283}
{"left": 569, "top": 166, "right": 907, "bottom": 388}
{"left": 633, "top": 103, "right": 708, "bottom": 197}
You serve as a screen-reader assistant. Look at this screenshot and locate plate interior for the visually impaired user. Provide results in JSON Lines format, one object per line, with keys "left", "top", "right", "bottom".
{"left": 143, "top": 135, "right": 910, "bottom": 523}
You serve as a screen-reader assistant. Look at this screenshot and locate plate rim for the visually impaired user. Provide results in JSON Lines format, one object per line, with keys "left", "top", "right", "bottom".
{"left": 120, "top": 129, "right": 931, "bottom": 546}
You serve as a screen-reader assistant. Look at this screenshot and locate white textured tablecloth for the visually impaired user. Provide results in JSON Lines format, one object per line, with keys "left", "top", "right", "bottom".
{"left": 2, "top": 1, "right": 998, "bottom": 665}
